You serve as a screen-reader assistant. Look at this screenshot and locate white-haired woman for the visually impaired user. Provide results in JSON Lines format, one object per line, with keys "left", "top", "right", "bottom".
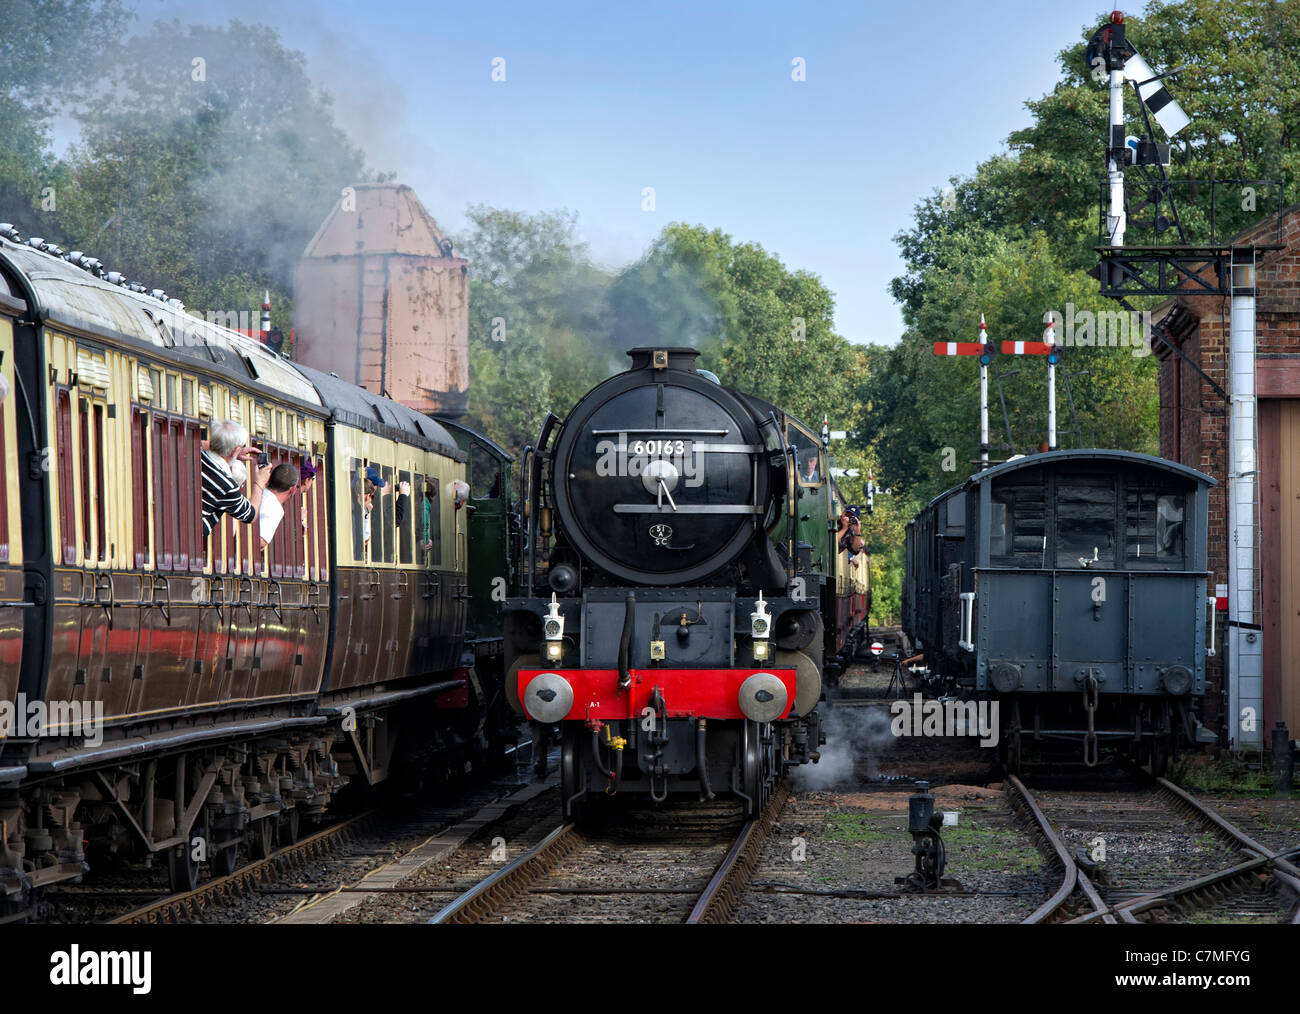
{"left": 201, "top": 419, "right": 272, "bottom": 538}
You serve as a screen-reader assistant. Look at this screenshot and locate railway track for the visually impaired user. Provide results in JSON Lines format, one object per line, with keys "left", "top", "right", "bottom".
{"left": 82, "top": 775, "right": 554, "bottom": 925}
{"left": 429, "top": 784, "right": 790, "bottom": 924}
{"left": 106, "top": 812, "right": 375, "bottom": 924}
{"left": 1006, "top": 770, "right": 1300, "bottom": 925}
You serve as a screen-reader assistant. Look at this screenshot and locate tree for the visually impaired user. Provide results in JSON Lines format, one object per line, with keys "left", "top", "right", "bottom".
{"left": 0, "top": 0, "right": 129, "bottom": 234}
{"left": 458, "top": 205, "right": 614, "bottom": 458}
{"left": 21, "top": 18, "right": 374, "bottom": 333}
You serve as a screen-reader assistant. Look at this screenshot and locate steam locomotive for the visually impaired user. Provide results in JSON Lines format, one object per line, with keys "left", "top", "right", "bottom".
{"left": 0, "top": 227, "right": 516, "bottom": 916}
{"left": 503, "top": 347, "right": 869, "bottom": 817}
{"left": 902, "top": 449, "right": 1217, "bottom": 773}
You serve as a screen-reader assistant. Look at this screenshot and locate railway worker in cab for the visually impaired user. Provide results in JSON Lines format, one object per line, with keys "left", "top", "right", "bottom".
{"left": 202, "top": 419, "right": 272, "bottom": 539}
{"left": 257, "top": 463, "right": 300, "bottom": 550}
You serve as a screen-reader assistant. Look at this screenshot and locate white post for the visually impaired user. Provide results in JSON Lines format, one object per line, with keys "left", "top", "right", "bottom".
{"left": 1107, "top": 66, "right": 1127, "bottom": 251}
{"left": 1046, "top": 319, "right": 1058, "bottom": 450}
{"left": 979, "top": 314, "right": 989, "bottom": 469}
{"left": 1228, "top": 252, "right": 1261, "bottom": 750}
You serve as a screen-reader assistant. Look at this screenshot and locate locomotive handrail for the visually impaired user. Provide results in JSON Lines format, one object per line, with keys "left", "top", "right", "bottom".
{"left": 521, "top": 443, "right": 535, "bottom": 597}
{"left": 1205, "top": 595, "right": 1217, "bottom": 657}
{"left": 783, "top": 441, "right": 798, "bottom": 583}
{"left": 957, "top": 591, "right": 975, "bottom": 652}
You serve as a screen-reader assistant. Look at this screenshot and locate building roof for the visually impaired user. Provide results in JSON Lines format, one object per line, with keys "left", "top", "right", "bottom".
{"left": 301, "top": 183, "right": 462, "bottom": 260}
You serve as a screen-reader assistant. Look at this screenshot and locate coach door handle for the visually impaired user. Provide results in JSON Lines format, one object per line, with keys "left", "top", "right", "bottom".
{"left": 267, "top": 579, "right": 284, "bottom": 624}
{"left": 149, "top": 574, "right": 171, "bottom": 626}
{"left": 361, "top": 569, "right": 381, "bottom": 601}
{"left": 306, "top": 581, "right": 322, "bottom": 623}
{"left": 236, "top": 576, "right": 254, "bottom": 621}
{"left": 421, "top": 572, "right": 441, "bottom": 600}
{"left": 207, "top": 576, "right": 226, "bottom": 625}
{"left": 94, "top": 572, "right": 114, "bottom": 629}
{"left": 393, "top": 572, "right": 408, "bottom": 600}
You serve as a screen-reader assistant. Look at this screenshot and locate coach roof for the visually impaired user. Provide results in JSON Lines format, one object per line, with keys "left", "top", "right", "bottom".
{"left": 963, "top": 448, "right": 1216, "bottom": 489}
{"left": 295, "top": 363, "right": 465, "bottom": 461}
{"left": 0, "top": 235, "right": 321, "bottom": 408}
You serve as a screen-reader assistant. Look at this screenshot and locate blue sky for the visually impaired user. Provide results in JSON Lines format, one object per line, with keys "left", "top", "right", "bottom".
{"left": 120, "top": 0, "right": 1122, "bottom": 344}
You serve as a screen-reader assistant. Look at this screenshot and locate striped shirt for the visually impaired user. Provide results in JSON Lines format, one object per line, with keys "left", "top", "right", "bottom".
{"left": 202, "top": 449, "right": 256, "bottom": 536}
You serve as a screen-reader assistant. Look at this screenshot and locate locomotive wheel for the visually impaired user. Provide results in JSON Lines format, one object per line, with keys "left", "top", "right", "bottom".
{"left": 560, "top": 727, "right": 586, "bottom": 821}
{"left": 167, "top": 844, "right": 199, "bottom": 894}
{"left": 740, "top": 720, "right": 768, "bottom": 818}
{"left": 210, "top": 842, "right": 239, "bottom": 878}
{"left": 248, "top": 818, "right": 275, "bottom": 860}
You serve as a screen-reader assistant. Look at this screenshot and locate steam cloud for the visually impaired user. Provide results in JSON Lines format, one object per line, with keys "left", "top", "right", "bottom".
{"left": 792, "top": 705, "right": 897, "bottom": 791}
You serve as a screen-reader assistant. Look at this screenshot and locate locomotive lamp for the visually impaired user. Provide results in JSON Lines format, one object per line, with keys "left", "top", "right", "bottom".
{"left": 750, "top": 592, "right": 771, "bottom": 638}
{"left": 543, "top": 593, "right": 565, "bottom": 660}
{"left": 751, "top": 593, "right": 772, "bottom": 661}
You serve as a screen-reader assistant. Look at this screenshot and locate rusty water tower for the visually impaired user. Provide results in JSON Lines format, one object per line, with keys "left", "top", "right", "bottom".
{"left": 293, "top": 183, "right": 468, "bottom": 416}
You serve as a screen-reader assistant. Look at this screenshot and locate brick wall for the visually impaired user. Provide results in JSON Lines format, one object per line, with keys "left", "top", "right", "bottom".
{"left": 1156, "top": 203, "right": 1300, "bottom": 734}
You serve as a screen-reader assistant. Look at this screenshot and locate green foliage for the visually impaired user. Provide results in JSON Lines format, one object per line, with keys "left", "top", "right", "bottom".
{"left": 9, "top": 17, "right": 375, "bottom": 336}
{"left": 0, "top": 0, "right": 128, "bottom": 234}
{"left": 458, "top": 205, "right": 615, "bottom": 458}
{"left": 872, "top": 1, "right": 1297, "bottom": 511}
{"left": 459, "top": 213, "right": 864, "bottom": 468}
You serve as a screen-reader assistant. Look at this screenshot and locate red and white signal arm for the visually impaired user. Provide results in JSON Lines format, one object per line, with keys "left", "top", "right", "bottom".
{"left": 870, "top": 641, "right": 884, "bottom": 656}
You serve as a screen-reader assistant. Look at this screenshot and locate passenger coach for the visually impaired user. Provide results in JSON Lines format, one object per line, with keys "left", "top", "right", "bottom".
{"left": 0, "top": 230, "right": 509, "bottom": 913}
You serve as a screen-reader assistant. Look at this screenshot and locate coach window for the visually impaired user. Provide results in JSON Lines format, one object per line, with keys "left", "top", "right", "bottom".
{"left": 992, "top": 485, "right": 1047, "bottom": 567}
{"left": 0, "top": 377, "right": 7, "bottom": 564}
{"left": 93, "top": 403, "right": 108, "bottom": 561}
{"left": 78, "top": 399, "right": 93, "bottom": 561}
{"left": 1126, "top": 487, "right": 1186, "bottom": 565}
{"left": 417, "top": 475, "right": 441, "bottom": 568}
{"left": 350, "top": 458, "right": 366, "bottom": 562}
{"left": 131, "top": 408, "right": 149, "bottom": 566}
{"left": 989, "top": 499, "right": 1009, "bottom": 557}
{"left": 1055, "top": 478, "right": 1116, "bottom": 569}
{"left": 380, "top": 464, "right": 395, "bottom": 563}
{"left": 399, "top": 468, "right": 414, "bottom": 564}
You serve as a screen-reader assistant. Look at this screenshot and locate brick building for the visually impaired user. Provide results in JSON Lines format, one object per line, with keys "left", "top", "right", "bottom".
{"left": 1155, "top": 204, "right": 1300, "bottom": 748}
